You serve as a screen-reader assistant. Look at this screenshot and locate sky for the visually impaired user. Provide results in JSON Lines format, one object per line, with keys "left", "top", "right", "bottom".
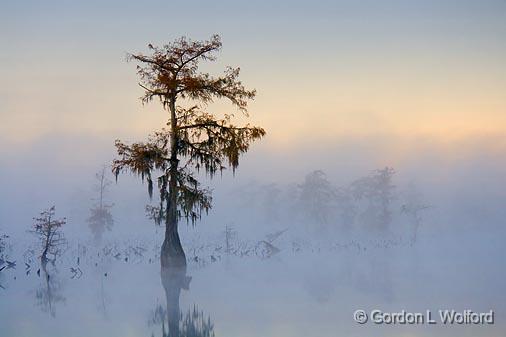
{"left": 1, "top": 0, "right": 506, "bottom": 236}
{"left": 2, "top": 4, "right": 506, "bottom": 337}
{"left": 1, "top": 0, "right": 505, "bottom": 146}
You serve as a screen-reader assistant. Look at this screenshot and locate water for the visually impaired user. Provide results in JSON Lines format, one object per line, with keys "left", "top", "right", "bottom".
{"left": 1, "top": 226, "right": 504, "bottom": 337}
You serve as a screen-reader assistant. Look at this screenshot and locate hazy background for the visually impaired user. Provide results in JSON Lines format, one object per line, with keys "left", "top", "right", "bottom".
{"left": 1, "top": 1, "right": 506, "bottom": 336}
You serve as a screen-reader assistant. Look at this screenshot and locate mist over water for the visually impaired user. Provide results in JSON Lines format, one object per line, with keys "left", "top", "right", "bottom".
{"left": 1, "top": 1, "right": 506, "bottom": 335}
{"left": 1, "top": 133, "right": 505, "bottom": 337}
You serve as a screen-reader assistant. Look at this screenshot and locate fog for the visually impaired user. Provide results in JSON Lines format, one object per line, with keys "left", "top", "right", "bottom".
{"left": 1, "top": 132, "right": 505, "bottom": 337}
{"left": 1, "top": 1, "right": 506, "bottom": 335}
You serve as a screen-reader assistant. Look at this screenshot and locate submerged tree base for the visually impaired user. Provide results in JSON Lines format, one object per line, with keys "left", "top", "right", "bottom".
{"left": 161, "top": 227, "right": 187, "bottom": 269}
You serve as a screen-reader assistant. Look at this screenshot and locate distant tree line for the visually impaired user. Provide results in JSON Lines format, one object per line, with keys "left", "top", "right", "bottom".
{"left": 231, "top": 167, "right": 431, "bottom": 242}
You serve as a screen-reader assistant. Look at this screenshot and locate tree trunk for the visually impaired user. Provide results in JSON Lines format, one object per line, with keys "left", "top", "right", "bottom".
{"left": 41, "top": 244, "right": 49, "bottom": 266}
{"left": 161, "top": 214, "right": 186, "bottom": 268}
{"left": 160, "top": 94, "right": 187, "bottom": 269}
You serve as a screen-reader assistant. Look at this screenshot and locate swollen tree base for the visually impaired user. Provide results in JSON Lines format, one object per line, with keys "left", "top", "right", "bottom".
{"left": 160, "top": 224, "right": 187, "bottom": 269}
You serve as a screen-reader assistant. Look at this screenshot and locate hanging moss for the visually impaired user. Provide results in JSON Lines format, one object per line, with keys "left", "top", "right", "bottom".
{"left": 113, "top": 35, "right": 265, "bottom": 227}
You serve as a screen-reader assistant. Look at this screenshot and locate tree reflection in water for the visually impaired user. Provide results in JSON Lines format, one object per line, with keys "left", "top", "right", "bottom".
{"left": 149, "top": 262, "right": 215, "bottom": 337}
{"left": 35, "top": 261, "right": 65, "bottom": 318}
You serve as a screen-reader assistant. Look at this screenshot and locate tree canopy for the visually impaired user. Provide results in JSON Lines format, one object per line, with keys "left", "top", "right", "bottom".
{"left": 113, "top": 35, "right": 265, "bottom": 227}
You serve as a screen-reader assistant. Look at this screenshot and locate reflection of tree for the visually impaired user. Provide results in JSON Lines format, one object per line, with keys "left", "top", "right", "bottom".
{"left": 179, "top": 306, "right": 215, "bottom": 337}
{"left": 162, "top": 264, "right": 190, "bottom": 336}
{"left": 149, "top": 257, "right": 215, "bottom": 337}
{"left": 97, "top": 271, "right": 109, "bottom": 319}
{"left": 35, "top": 263, "right": 65, "bottom": 317}
{"left": 149, "top": 303, "right": 215, "bottom": 337}
{"left": 87, "top": 166, "right": 114, "bottom": 245}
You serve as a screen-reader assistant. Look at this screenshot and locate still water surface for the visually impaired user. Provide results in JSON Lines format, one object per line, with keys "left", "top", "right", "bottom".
{"left": 1, "top": 228, "right": 504, "bottom": 337}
